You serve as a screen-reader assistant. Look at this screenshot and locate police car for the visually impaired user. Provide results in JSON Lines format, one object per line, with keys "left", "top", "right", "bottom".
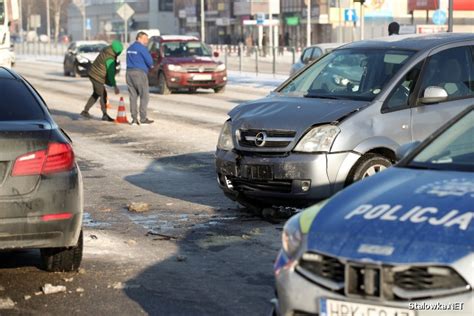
{"left": 274, "top": 106, "right": 474, "bottom": 316}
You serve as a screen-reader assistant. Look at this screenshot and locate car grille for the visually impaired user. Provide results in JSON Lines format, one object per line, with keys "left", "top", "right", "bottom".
{"left": 296, "top": 253, "right": 345, "bottom": 292}
{"left": 296, "top": 252, "right": 470, "bottom": 301}
{"left": 184, "top": 65, "right": 217, "bottom": 73}
{"left": 238, "top": 129, "right": 296, "bottom": 149}
{"left": 393, "top": 266, "right": 467, "bottom": 292}
{"left": 228, "top": 177, "right": 292, "bottom": 193}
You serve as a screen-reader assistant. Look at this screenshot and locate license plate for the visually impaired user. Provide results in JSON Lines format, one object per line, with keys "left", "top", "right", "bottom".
{"left": 241, "top": 165, "right": 273, "bottom": 180}
{"left": 192, "top": 74, "right": 212, "bottom": 81}
{"left": 320, "top": 298, "right": 415, "bottom": 316}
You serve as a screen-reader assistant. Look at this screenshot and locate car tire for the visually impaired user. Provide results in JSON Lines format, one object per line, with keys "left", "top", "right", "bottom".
{"left": 214, "top": 86, "right": 225, "bottom": 94}
{"left": 346, "top": 154, "right": 392, "bottom": 185}
{"left": 158, "top": 72, "right": 171, "bottom": 95}
{"left": 188, "top": 87, "right": 197, "bottom": 93}
{"left": 41, "top": 230, "right": 83, "bottom": 272}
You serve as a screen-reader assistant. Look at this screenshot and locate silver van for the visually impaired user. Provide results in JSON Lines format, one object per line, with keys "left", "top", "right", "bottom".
{"left": 215, "top": 33, "right": 474, "bottom": 212}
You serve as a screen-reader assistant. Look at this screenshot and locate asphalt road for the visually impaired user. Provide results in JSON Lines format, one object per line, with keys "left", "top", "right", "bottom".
{"left": 0, "top": 60, "right": 283, "bottom": 315}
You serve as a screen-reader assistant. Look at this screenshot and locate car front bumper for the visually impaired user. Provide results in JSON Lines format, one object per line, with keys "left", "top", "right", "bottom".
{"left": 0, "top": 168, "right": 83, "bottom": 249}
{"left": 166, "top": 70, "right": 227, "bottom": 89}
{"left": 215, "top": 149, "right": 361, "bottom": 207}
{"left": 274, "top": 252, "right": 474, "bottom": 316}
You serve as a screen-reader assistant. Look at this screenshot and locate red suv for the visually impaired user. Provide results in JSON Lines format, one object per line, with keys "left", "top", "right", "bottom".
{"left": 148, "top": 35, "right": 227, "bottom": 94}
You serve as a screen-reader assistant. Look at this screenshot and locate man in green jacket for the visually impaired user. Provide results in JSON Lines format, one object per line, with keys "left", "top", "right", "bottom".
{"left": 80, "top": 40, "right": 123, "bottom": 121}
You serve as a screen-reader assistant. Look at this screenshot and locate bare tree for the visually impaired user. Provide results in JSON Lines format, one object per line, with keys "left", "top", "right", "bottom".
{"left": 49, "top": 0, "right": 68, "bottom": 43}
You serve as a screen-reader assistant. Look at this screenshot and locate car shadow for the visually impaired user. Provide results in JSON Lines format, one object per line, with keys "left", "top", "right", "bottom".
{"left": 124, "top": 152, "right": 234, "bottom": 209}
{"left": 124, "top": 216, "right": 277, "bottom": 315}
{"left": 0, "top": 250, "right": 42, "bottom": 270}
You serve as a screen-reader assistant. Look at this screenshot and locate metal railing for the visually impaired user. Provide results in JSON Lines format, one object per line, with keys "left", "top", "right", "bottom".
{"left": 14, "top": 42, "right": 68, "bottom": 57}
{"left": 210, "top": 44, "right": 300, "bottom": 76}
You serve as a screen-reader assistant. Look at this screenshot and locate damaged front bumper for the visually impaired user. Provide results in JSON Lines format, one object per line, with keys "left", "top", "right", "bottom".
{"left": 274, "top": 251, "right": 474, "bottom": 316}
{"left": 215, "top": 149, "right": 360, "bottom": 207}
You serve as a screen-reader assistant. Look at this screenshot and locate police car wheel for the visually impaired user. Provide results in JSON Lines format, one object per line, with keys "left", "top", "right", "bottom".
{"left": 347, "top": 154, "right": 392, "bottom": 185}
{"left": 41, "top": 230, "right": 83, "bottom": 272}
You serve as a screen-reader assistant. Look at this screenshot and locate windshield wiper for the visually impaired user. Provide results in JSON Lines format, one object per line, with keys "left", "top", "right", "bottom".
{"left": 304, "top": 94, "right": 346, "bottom": 100}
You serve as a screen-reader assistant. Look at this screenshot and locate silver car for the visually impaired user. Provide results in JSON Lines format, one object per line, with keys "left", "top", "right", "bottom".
{"left": 290, "top": 43, "right": 344, "bottom": 76}
{"left": 215, "top": 33, "right": 474, "bottom": 212}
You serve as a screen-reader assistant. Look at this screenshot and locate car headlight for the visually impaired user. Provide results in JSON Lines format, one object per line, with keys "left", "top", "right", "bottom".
{"left": 77, "top": 56, "right": 89, "bottom": 64}
{"left": 282, "top": 214, "right": 303, "bottom": 259}
{"left": 217, "top": 121, "right": 233, "bottom": 151}
{"left": 167, "top": 64, "right": 185, "bottom": 72}
{"left": 282, "top": 199, "right": 329, "bottom": 259}
{"left": 216, "top": 64, "right": 226, "bottom": 72}
{"left": 294, "top": 125, "right": 340, "bottom": 153}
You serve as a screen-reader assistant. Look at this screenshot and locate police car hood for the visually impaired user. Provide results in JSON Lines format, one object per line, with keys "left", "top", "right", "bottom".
{"left": 307, "top": 167, "right": 474, "bottom": 265}
{"left": 228, "top": 96, "right": 368, "bottom": 132}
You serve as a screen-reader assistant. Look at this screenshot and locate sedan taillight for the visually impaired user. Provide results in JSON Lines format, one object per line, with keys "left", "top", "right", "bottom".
{"left": 12, "top": 143, "right": 75, "bottom": 176}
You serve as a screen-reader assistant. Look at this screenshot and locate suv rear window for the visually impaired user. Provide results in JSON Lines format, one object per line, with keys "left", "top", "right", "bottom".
{"left": 0, "top": 79, "right": 46, "bottom": 121}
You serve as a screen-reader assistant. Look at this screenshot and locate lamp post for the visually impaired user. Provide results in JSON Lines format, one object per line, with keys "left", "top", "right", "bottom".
{"left": 200, "top": 0, "right": 205, "bottom": 42}
{"left": 46, "top": 0, "right": 50, "bottom": 41}
{"left": 306, "top": 0, "right": 311, "bottom": 47}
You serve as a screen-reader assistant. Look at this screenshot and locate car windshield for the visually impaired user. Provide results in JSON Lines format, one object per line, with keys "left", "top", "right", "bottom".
{"left": 280, "top": 48, "right": 415, "bottom": 101}
{"left": 162, "top": 41, "right": 211, "bottom": 58}
{"left": 78, "top": 44, "right": 107, "bottom": 53}
{"left": 407, "top": 110, "right": 474, "bottom": 172}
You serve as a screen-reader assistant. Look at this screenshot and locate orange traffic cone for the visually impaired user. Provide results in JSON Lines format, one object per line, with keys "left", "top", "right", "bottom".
{"left": 115, "top": 97, "right": 129, "bottom": 124}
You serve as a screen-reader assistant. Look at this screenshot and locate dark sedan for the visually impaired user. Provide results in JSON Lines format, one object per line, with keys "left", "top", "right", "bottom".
{"left": 0, "top": 67, "right": 83, "bottom": 272}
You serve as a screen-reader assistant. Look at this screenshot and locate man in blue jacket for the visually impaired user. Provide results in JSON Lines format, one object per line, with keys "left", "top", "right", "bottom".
{"left": 126, "top": 32, "right": 154, "bottom": 125}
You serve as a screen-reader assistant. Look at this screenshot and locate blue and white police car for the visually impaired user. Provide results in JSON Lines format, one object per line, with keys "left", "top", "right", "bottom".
{"left": 274, "top": 106, "right": 474, "bottom": 316}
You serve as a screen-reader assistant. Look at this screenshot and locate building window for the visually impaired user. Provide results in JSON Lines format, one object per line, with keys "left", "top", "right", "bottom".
{"left": 159, "top": 0, "right": 173, "bottom": 12}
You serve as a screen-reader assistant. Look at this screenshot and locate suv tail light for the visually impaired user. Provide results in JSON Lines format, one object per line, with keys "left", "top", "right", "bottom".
{"left": 12, "top": 143, "right": 75, "bottom": 176}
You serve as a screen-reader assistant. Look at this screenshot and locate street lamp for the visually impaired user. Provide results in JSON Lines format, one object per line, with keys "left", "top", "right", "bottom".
{"left": 200, "top": 0, "right": 205, "bottom": 42}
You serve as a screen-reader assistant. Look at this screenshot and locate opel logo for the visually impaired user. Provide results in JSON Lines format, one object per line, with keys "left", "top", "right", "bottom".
{"left": 199, "top": 66, "right": 205, "bottom": 73}
{"left": 255, "top": 132, "right": 267, "bottom": 147}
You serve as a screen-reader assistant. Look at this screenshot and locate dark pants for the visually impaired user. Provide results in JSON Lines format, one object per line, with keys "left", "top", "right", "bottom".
{"left": 126, "top": 70, "right": 149, "bottom": 122}
{"left": 83, "top": 78, "right": 108, "bottom": 114}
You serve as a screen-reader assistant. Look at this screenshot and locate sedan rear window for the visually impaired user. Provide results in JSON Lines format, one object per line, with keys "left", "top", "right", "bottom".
{"left": 0, "top": 79, "right": 46, "bottom": 121}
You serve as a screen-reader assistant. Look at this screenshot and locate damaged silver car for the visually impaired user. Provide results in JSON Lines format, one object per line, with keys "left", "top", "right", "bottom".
{"left": 215, "top": 33, "right": 474, "bottom": 211}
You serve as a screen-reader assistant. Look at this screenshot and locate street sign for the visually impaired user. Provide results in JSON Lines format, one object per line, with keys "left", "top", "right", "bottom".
{"left": 432, "top": 10, "right": 447, "bottom": 25}
{"left": 256, "top": 13, "right": 265, "bottom": 25}
{"left": 344, "top": 9, "right": 357, "bottom": 22}
{"left": 116, "top": 3, "right": 135, "bottom": 22}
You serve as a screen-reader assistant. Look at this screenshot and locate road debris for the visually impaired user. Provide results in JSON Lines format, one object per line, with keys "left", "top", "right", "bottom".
{"left": 24, "top": 295, "right": 31, "bottom": 301}
{"left": 76, "top": 288, "right": 85, "bottom": 293}
{"left": 127, "top": 202, "right": 150, "bottom": 213}
{"left": 242, "top": 234, "right": 251, "bottom": 240}
{"left": 34, "top": 292, "right": 43, "bottom": 296}
{"left": 78, "top": 268, "right": 86, "bottom": 274}
{"left": 90, "top": 234, "right": 98, "bottom": 240}
{"left": 63, "top": 277, "right": 74, "bottom": 283}
{"left": 176, "top": 255, "right": 187, "bottom": 262}
{"left": 146, "top": 231, "right": 177, "bottom": 240}
{"left": 126, "top": 239, "right": 137, "bottom": 246}
{"left": 108, "top": 282, "right": 141, "bottom": 290}
{"left": 42, "top": 284, "right": 67, "bottom": 295}
{"left": 0, "top": 298, "right": 15, "bottom": 309}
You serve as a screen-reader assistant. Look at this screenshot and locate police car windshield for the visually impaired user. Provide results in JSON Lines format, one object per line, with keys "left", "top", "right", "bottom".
{"left": 408, "top": 110, "right": 474, "bottom": 172}
{"left": 163, "top": 41, "right": 211, "bottom": 58}
{"left": 280, "top": 48, "right": 415, "bottom": 101}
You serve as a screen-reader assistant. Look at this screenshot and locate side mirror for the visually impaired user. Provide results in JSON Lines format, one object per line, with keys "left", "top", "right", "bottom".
{"left": 396, "top": 141, "right": 421, "bottom": 161}
{"left": 302, "top": 57, "right": 310, "bottom": 64}
{"left": 419, "top": 86, "right": 448, "bottom": 104}
{"left": 213, "top": 51, "right": 219, "bottom": 58}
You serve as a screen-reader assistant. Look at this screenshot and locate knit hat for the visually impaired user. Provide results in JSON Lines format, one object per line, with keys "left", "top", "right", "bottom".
{"left": 111, "top": 40, "right": 123, "bottom": 55}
